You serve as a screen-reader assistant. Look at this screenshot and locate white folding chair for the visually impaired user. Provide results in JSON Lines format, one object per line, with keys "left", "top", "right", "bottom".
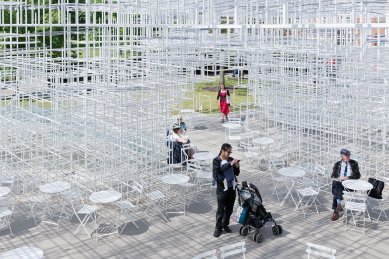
{"left": 239, "top": 141, "right": 260, "bottom": 170}
{"left": 220, "top": 241, "right": 246, "bottom": 259}
{"left": 0, "top": 174, "right": 15, "bottom": 189}
{"left": 306, "top": 242, "right": 336, "bottom": 259}
{"left": 68, "top": 191, "right": 98, "bottom": 238}
{"left": 343, "top": 191, "right": 371, "bottom": 233}
{"left": 115, "top": 181, "right": 143, "bottom": 236}
{"left": 226, "top": 127, "right": 242, "bottom": 146}
{"left": 144, "top": 180, "right": 168, "bottom": 221}
{"left": 24, "top": 177, "right": 47, "bottom": 225}
{"left": 0, "top": 196, "right": 15, "bottom": 236}
{"left": 189, "top": 162, "right": 213, "bottom": 196}
{"left": 367, "top": 178, "right": 389, "bottom": 221}
{"left": 192, "top": 249, "right": 217, "bottom": 259}
{"left": 295, "top": 179, "right": 320, "bottom": 218}
{"left": 312, "top": 164, "right": 331, "bottom": 193}
{"left": 270, "top": 168, "right": 288, "bottom": 202}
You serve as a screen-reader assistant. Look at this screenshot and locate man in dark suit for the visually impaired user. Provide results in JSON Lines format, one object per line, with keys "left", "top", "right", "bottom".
{"left": 330, "top": 149, "right": 361, "bottom": 221}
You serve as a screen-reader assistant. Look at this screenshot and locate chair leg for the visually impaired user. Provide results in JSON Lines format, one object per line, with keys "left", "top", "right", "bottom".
{"left": 29, "top": 202, "right": 39, "bottom": 225}
{"left": 376, "top": 202, "right": 388, "bottom": 221}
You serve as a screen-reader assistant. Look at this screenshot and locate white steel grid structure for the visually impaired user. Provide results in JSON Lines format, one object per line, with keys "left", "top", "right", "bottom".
{"left": 0, "top": 0, "right": 388, "bottom": 199}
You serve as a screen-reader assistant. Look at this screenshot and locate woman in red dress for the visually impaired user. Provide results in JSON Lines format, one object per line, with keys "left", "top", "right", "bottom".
{"left": 217, "top": 83, "right": 230, "bottom": 123}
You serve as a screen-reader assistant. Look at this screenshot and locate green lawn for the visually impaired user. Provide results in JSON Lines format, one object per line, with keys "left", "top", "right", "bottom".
{"left": 182, "top": 76, "right": 253, "bottom": 114}
{"left": 1, "top": 99, "right": 53, "bottom": 109}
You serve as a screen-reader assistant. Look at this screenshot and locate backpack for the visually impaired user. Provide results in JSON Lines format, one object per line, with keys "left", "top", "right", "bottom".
{"left": 368, "top": 178, "right": 385, "bottom": 199}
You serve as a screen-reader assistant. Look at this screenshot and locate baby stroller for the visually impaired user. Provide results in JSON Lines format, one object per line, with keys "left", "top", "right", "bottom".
{"left": 236, "top": 181, "right": 282, "bottom": 243}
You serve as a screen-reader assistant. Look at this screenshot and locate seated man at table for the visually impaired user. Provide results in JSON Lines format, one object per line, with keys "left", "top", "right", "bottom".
{"left": 169, "top": 123, "right": 196, "bottom": 162}
{"left": 330, "top": 148, "right": 360, "bottom": 221}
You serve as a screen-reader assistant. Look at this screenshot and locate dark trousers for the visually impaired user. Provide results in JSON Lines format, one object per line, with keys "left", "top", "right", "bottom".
{"left": 215, "top": 188, "right": 236, "bottom": 230}
{"left": 332, "top": 181, "right": 344, "bottom": 211}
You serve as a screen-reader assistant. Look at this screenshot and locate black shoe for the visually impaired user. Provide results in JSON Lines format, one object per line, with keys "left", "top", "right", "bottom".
{"left": 223, "top": 226, "right": 232, "bottom": 233}
{"left": 214, "top": 229, "right": 222, "bottom": 238}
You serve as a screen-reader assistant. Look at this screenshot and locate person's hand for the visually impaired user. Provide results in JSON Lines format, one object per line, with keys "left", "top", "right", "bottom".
{"left": 339, "top": 176, "right": 347, "bottom": 181}
{"left": 234, "top": 160, "right": 240, "bottom": 168}
{"left": 230, "top": 159, "right": 239, "bottom": 166}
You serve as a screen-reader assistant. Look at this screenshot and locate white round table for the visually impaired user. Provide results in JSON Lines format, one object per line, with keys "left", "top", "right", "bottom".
{"left": 0, "top": 186, "right": 11, "bottom": 197}
{"left": 161, "top": 174, "right": 190, "bottom": 216}
{"left": 223, "top": 123, "right": 241, "bottom": 129}
{"left": 278, "top": 167, "right": 306, "bottom": 178}
{"left": 252, "top": 137, "right": 275, "bottom": 146}
{"left": 161, "top": 174, "right": 190, "bottom": 185}
{"left": 278, "top": 167, "right": 306, "bottom": 207}
{"left": 342, "top": 179, "right": 373, "bottom": 191}
{"left": 193, "top": 152, "right": 214, "bottom": 161}
{"left": 89, "top": 190, "right": 122, "bottom": 204}
{"left": 39, "top": 181, "right": 71, "bottom": 194}
{"left": 1, "top": 246, "right": 43, "bottom": 259}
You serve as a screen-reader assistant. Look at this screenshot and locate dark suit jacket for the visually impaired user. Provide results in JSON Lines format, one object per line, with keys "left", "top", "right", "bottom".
{"left": 331, "top": 159, "right": 360, "bottom": 179}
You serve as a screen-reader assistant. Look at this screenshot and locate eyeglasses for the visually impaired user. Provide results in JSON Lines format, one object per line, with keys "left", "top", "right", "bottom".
{"left": 225, "top": 150, "right": 232, "bottom": 154}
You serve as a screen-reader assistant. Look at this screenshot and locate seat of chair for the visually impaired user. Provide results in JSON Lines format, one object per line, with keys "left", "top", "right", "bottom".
{"left": 77, "top": 205, "right": 98, "bottom": 214}
{"left": 273, "top": 176, "right": 287, "bottom": 182}
{"left": 0, "top": 176, "right": 15, "bottom": 184}
{"left": 179, "top": 182, "right": 196, "bottom": 188}
{"left": 296, "top": 187, "right": 318, "bottom": 196}
{"left": 117, "top": 200, "right": 136, "bottom": 209}
{"left": 147, "top": 191, "right": 165, "bottom": 201}
{"left": 228, "top": 136, "right": 242, "bottom": 140}
{"left": 345, "top": 201, "right": 367, "bottom": 212}
{"left": 28, "top": 195, "right": 46, "bottom": 203}
{"left": 0, "top": 207, "right": 12, "bottom": 217}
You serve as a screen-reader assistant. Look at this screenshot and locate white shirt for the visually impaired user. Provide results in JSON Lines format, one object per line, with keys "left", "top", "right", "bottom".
{"left": 340, "top": 161, "right": 352, "bottom": 177}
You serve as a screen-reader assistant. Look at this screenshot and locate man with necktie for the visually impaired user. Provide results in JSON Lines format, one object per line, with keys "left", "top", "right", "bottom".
{"left": 330, "top": 149, "right": 361, "bottom": 221}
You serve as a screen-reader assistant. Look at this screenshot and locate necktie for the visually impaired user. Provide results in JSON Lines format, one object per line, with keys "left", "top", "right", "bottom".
{"left": 344, "top": 163, "right": 348, "bottom": 177}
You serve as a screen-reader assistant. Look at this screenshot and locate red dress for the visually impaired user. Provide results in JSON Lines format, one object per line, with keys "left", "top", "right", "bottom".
{"left": 219, "top": 90, "right": 230, "bottom": 116}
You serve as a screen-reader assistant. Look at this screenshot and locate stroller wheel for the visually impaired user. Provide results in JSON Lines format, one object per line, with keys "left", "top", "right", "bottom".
{"left": 254, "top": 233, "right": 263, "bottom": 243}
{"left": 241, "top": 226, "right": 250, "bottom": 236}
{"left": 272, "top": 225, "right": 280, "bottom": 236}
{"left": 277, "top": 225, "right": 283, "bottom": 235}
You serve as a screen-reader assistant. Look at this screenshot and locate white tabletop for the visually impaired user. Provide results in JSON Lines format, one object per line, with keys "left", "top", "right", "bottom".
{"left": 342, "top": 179, "right": 373, "bottom": 191}
{"left": 39, "top": 181, "right": 71, "bottom": 194}
{"left": 1, "top": 246, "right": 43, "bottom": 259}
{"left": 223, "top": 123, "right": 241, "bottom": 129}
{"left": 278, "top": 167, "right": 306, "bottom": 178}
{"left": 89, "top": 190, "right": 122, "bottom": 204}
{"left": 193, "top": 152, "right": 214, "bottom": 161}
{"left": 0, "top": 186, "right": 11, "bottom": 197}
{"left": 161, "top": 174, "right": 190, "bottom": 185}
{"left": 252, "top": 137, "right": 275, "bottom": 145}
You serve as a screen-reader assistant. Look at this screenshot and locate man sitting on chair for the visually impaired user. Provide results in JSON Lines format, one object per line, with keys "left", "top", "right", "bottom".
{"left": 330, "top": 148, "right": 360, "bottom": 221}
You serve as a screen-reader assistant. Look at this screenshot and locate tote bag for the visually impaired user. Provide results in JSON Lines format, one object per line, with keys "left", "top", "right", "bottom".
{"left": 232, "top": 206, "right": 247, "bottom": 224}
